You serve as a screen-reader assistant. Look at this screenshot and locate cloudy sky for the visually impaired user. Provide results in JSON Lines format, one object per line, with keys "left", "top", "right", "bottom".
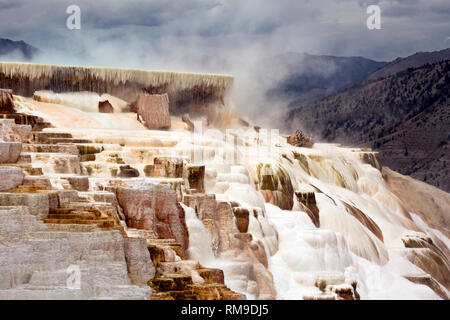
{"left": 1, "top": 0, "right": 448, "bottom": 126}
{"left": 0, "top": 0, "right": 449, "bottom": 70}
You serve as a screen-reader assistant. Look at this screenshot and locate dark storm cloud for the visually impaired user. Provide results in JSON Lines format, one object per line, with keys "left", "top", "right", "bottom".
{"left": 1, "top": 0, "right": 448, "bottom": 63}
{"left": 0, "top": 0, "right": 449, "bottom": 126}
{"left": 79, "top": 1, "right": 222, "bottom": 29}
{"left": 0, "top": 2, "right": 20, "bottom": 10}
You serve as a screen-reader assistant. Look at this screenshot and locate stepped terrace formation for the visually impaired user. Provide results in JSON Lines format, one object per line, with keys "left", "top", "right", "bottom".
{"left": 0, "top": 63, "right": 449, "bottom": 300}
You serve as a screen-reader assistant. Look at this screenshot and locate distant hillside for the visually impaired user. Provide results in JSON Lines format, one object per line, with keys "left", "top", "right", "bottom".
{"left": 367, "top": 48, "right": 450, "bottom": 82}
{"left": 288, "top": 60, "right": 450, "bottom": 192}
{"left": 0, "top": 38, "right": 39, "bottom": 60}
{"left": 264, "top": 53, "right": 387, "bottom": 107}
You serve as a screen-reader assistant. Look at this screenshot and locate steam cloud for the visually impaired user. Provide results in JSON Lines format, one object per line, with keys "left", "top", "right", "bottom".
{"left": 0, "top": 0, "right": 449, "bottom": 128}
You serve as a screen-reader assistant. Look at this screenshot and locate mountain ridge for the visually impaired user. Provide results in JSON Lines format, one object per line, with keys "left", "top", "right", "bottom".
{"left": 367, "top": 48, "right": 450, "bottom": 82}
{"left": 287, "top": 59, "right": 450, "bottom": 192}
{"left": 264, "top": 52, "right": 387, "bottom": 107}
{"left": 0, "top": 38, "right": 39, "bottom": 60}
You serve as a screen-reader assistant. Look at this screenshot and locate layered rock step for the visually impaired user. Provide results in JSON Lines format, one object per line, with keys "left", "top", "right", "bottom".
{"left": 1, "top": 105, "right": 248, "bottom": 300}
{"left": 351, "top": 148, "right": 382, "bottom": 171}
{"left": 0, "top": 119, "right": 31, "bottom": 144}
{"left": 0, "top": 163, "right": 43, "bottom": 176}
{"left": 399, "top": 232, "right": 450, "bottom": 295}
{"left": 0, "top": 167, "right": 24, "bottom": 191}
{"left": 302, "top": 272, "right": 361, "bottom": 301}
{"left": 0, "top": 141, "right": 21, "bottom": 163}
{"left": 32, "top": 132, "right": 93, "bottom": 145}
{"left": 149, "top": 259, "right": 245, "bottom": 300}
{"left": 146, "top": 238, "right": 186, "bottom": 266}
{"left": 22, "top": 144, "right": 79, "bottom": 155}
{"left": 0, "top": 113, "right": 53, "bottom": 132}
{"left": 295, "top": 185, "right": 320, "bottom": 227}
{"left": 76, "top": 144, "right": 104, "bottom": 162}
{"left": 124, "top": 227, "right": 245, "bottom": 300}
{"left": 0, "top": 206, "right": 151, "bottom": 300}
{"left": 43, "top": 208, "right": 116, "bottom": 230}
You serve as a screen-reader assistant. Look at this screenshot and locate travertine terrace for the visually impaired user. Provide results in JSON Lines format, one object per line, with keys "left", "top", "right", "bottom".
{"left": 0, "top": 63, "right": 449, "bottom": 300}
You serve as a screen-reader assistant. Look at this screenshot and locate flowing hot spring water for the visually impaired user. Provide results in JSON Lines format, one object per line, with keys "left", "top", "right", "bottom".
{"left": 4, "top": 67, "right": 449, "bottom": 300}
